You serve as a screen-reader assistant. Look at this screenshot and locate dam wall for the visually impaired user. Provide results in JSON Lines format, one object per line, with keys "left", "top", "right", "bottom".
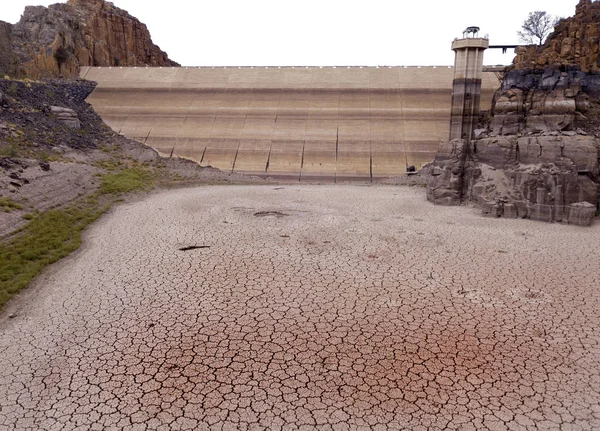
{"left": 81, "top": 66, "right": 500, "bottom": 180}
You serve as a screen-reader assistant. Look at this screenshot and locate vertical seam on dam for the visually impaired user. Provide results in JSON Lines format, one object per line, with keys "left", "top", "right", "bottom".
{"left": 265, "top": 143, "right": 272, "bottom": 173}
{"left": 231, "top": 140, "right": 241, "bottom": 173}
{"left": 200, "top": 146, "right": 207, "bottom": 164}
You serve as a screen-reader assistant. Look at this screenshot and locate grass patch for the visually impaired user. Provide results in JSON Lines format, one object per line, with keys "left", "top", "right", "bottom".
{"left": 100, "top": 167, "right": 154, "bottom": 194}
{"left": 0, "top": 197, "right": 23, "bottom": 213}
{"left": 0, "top": 145, "right": 20, "bottom": 157}
{"left": 0, "top": 164, "right": 162, "bottom": 310}
{"left": 94, "top": 159, "right": 122, "bottom": 171}
{"left": 0, "top": 203, "right": 107, "bottom": 308}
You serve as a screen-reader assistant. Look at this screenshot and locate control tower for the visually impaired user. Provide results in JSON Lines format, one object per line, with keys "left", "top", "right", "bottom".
{"left": 449, "top": 27, "right": 489, "bottom": 142}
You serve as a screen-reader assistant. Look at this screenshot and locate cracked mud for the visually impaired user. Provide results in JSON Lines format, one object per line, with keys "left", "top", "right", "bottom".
{"left": 1, "top": 185, "right": 600, "bottom": 430}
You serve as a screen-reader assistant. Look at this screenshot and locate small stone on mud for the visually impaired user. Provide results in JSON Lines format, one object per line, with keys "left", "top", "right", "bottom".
{"left": 179, "top": 245, "right": 210, "bottom": 251}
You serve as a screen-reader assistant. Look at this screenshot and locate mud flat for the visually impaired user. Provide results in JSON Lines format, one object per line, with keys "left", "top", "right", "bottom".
{"left": 1, "top": 185, "right": 599, "bottom": 430}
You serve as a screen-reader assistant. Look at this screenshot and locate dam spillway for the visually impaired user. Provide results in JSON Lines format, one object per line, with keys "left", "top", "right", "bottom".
{"left": 81, "top": 66, "right": 500, "bottom": 180}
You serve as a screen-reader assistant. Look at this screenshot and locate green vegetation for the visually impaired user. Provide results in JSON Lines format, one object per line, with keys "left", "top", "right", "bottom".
{"left": 100, "top": 167, "right": 153, "bottom": 194}
{"left": 0, "top": 163, "right": 163, "bottom": 309}
{"left": 0, "top": 198, "right": 23, "bottom": 213}
{"left": 0, "top": 161, "right": 174, "bottom": 309}
{"left": 0, "top": 203, "right": 106, "bottom": 308}
{"left": 0, "top": 144, "right": 20, "bottom": 157}
{"left": 94, "top": 159, "right": 122, "bottom": 171}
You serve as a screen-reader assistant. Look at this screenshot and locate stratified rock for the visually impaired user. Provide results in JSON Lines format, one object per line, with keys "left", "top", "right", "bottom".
{"left": 50, "top": 106, "right": 81, "bottom": 129}
{"left": 2, "top": 0, "right": 179, "bottom": 79}
{"left": 426, "top": 130, "right": 599, "bottom": 225}
{"left": 490, "top": 68, "right": 600, "bottom": 135}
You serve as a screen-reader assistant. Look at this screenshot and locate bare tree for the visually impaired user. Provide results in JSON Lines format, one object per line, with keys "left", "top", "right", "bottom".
{"left": 517, "top": 11, "right": 560, "bottom": 45}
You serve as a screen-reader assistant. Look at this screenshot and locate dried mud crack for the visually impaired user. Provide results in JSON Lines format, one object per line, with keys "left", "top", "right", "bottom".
{"left": 1, "top": 185, "right": 599, "bottom": 430}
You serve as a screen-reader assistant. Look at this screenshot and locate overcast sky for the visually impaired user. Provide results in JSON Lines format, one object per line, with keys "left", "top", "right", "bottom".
{"left": 2, "top": 0, "right": 579, "bottom": 67}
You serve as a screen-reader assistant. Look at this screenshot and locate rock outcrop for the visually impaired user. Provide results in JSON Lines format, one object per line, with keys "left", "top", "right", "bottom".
{"left": 427, "top": 67, "right": 600, "bottom": 226}
{"left": 490, "top": 68, "right": 600, "bottom": 135}
{"left": 0, "top": 21, "right": 13, "bottom": 77}
{"left": 427, "top": 0, "right": 600, "bottom": 226}
{"left": 0, "top": 0, "right": 179, "bottom": 79}
{"left": 515, "top": 0, "right": 600, "bottom": 73}
{"left": 427, "top": 131, "right": 599, "bottom": 226}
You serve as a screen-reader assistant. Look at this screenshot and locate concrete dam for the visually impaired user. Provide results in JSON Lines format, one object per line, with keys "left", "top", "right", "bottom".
{"left": 81, "top": 65, "right": 500, "bottom": 180}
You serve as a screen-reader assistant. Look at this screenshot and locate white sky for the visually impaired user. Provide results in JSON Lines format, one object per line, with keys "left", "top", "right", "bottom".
{"left": 2, "top": 0, "right": 579, "bottom": 67}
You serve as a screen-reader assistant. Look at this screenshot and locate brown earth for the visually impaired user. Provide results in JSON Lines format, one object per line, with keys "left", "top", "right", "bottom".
{"left": 1, "top": 184, "right": 599, "bottom": 429}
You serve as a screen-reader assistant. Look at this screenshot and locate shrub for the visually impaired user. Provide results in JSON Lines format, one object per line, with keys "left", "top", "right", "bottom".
{"left": 0, "top": 197, "right": 23, "bottom": 213}
{"left": 0, "top": 144, "right": 19, "bottom": 157}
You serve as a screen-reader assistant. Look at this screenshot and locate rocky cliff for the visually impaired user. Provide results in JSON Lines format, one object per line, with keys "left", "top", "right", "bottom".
{"left": 0, "top": 22, "right": 13, "bottom": 77}
{"left": 426, "top": 67, "right": 600, "bottom": 226}
{"left": 0, "top": 0, "right": 179, "bottom": 79}
{"left": 515, "top": 0, "right": 600, "bottom": 72}
{"left": 426, "top": 0, "right": 600, "bottom": 226}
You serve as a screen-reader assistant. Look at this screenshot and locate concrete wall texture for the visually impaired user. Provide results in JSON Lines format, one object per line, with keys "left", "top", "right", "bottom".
{"left": 450, "top": 38, "right": 489, "bottom": 142}
{"left": 81, "top": 66, "right": 500, "bottom": 180}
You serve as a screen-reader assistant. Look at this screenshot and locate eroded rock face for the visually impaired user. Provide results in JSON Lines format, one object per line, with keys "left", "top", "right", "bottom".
{"left": 427, "top": 68, "right": 600, "bottom": 230}
{"left": 426, "top": 140, "right": 470, "bottom": 206}
{"left": 2, "top": 0, "right": 179, "bottom": 79}
{"left": 514, "top": 0, "right": 600, "bottom": 73}
{"left": 0, "top": 21, "right": 13, "bottom": 76}
{"left": 490, "top": 68, "right": 600, "bottom": 135}
{"left": 427, "top": 131, "right": 599, "bottom": 226}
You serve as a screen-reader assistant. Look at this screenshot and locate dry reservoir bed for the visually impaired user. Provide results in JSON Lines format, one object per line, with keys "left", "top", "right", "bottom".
{"left": 1, "top": 185, "right": 599, "bottom": 430}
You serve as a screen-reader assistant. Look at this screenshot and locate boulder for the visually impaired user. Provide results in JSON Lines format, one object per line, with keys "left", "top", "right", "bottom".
{"left": 566, "top": 202, "right": 597, "bottom": 226}
{"left": 50, "top": 106, "right": 81, "bottom": 129}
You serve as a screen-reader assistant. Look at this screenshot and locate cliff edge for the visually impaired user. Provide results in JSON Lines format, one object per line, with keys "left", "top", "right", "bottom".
{"left": 0, "top": 0, "right": 179, "bottom": 79}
